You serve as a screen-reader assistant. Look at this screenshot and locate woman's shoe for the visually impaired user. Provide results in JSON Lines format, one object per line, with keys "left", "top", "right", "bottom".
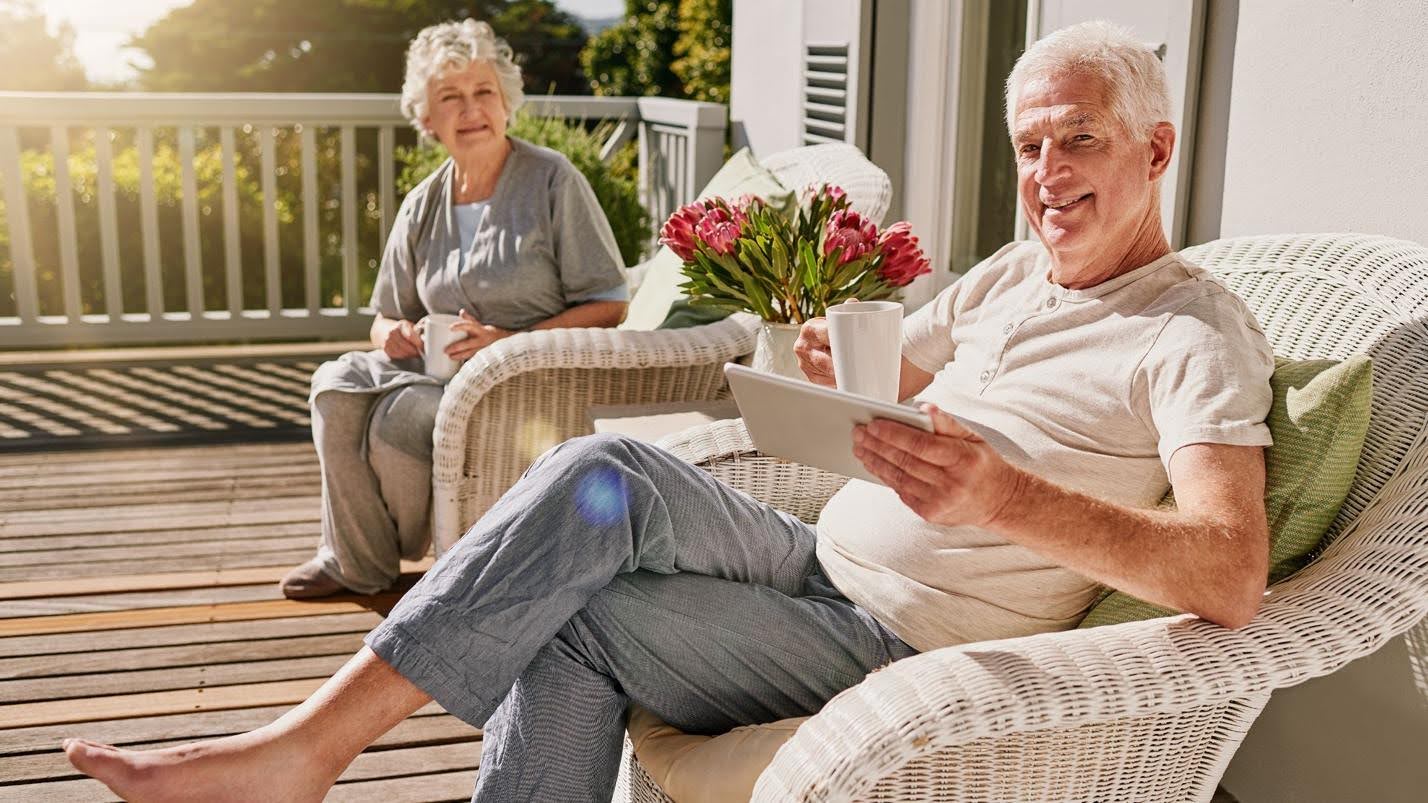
{"left": 279, "top": 559, "right": 348, "bottom": 599}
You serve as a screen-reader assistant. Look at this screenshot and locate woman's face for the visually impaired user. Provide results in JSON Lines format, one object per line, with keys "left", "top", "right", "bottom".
{"left": 422, "top": 59, "right": 509, "bottom": 156}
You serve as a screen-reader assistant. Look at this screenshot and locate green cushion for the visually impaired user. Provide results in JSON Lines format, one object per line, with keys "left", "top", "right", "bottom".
{"left": 1078, "top": 355, "right": 1373, "bottom": 629}
{"left": 620, "top": 147, "right": 791, "bottom": 331}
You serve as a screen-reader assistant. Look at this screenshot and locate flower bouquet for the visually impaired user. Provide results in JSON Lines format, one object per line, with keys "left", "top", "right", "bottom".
{"left": 658, "top": 185, "right": 932, "bottom": 325}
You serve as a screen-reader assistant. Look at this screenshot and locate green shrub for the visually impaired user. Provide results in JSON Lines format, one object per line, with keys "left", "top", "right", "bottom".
{"left": 396, "top": 114, "right": 650, "bottom": 265}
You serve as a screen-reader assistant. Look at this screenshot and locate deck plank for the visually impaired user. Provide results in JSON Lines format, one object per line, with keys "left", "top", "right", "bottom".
{"left": 0, "top": 432, "right": 487, "bottom": 799}
{"left": 0, "top": 612, "right": 383, "bottom": 659}
{"left": 0, "top": 593, "right": 405, "bottom": 638}
{"left": 0, "top": 631, "right": 368, "bottom": 680}
{"left": 4, "top": 719, "right": 479, "bottom": 785}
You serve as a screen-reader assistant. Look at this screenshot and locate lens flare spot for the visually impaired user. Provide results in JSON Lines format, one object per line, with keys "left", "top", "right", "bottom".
{"left": 574, "top": 466, "right": 629, "bottom": 527}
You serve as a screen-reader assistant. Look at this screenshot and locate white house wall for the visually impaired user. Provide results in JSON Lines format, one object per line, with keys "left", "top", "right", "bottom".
{"left": 730, "top": 0, "right": 805, "bottom": 156}
{"left": 1218, "top": 0, "right": 1428, "bottom": 245}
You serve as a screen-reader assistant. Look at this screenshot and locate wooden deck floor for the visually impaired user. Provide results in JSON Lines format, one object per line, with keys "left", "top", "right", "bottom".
{"left": 0, "top": 441, "right": 480, "bottom": 802}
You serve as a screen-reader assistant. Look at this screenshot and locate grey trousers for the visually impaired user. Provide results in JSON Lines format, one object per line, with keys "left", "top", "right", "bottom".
{"left": 311, "top": 385, "right": 444, "bottom": 594}
{"left": 364, "top": 434, "right": 917, "bottom": 802}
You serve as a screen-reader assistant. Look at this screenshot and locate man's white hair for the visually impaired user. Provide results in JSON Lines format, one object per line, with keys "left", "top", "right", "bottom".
{"left": 400, "top": 19, "right": 526, "bottom": 138}
{"left": 1005, "top": 21, "right": 1171, "bottom": 140}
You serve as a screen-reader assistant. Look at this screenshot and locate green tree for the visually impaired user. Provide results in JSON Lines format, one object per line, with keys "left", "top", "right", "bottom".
{"left": 671, "top": 0, "right": 731, "bottom": 104}
{"left": 580, "top": 0, "right": 681, "bottom": 98}
{"left": 0, "top": 0, "right": 88, "bottom": 90}
{"left": 130, "top": 0, "right": 588, "bottom": 94}
{"left": 581, "top": 0, "right": 730, "bottom": 102}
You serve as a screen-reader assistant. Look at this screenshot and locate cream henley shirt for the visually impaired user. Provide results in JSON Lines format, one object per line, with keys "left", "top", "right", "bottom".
{"left": 815, "top": 241, "right": 1275, "bottom": 652}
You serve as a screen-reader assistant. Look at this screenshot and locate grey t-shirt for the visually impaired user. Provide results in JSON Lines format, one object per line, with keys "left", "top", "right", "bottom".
{"left": 312, "top": 137, "right": 627, "bottom": 398}
{"left": 816, "top": 242, "right": 1275, "bottom": 652}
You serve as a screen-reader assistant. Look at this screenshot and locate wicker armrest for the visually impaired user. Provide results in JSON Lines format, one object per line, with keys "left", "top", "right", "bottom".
{"left": 657, "top": 418, "right": 850, "bottom": 524}
{"left": 430, "top": 316, "right": 759, "bottom": 550}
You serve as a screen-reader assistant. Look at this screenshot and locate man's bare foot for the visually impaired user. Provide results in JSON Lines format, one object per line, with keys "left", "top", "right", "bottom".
{"left": 63, "top": 727, "right": 340, "bottom": 803}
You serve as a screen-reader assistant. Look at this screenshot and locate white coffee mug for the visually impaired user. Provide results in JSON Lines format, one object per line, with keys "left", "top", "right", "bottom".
{"left": 826, "top": 300, "right": 903, "bottom": 402}
{"left": 422, "top": 313, "right": 469, "bottom": 381}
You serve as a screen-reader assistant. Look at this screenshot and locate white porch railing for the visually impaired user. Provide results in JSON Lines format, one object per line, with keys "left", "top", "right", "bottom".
{"left": 0, "top": 92, "right": 725, "bottom": 349}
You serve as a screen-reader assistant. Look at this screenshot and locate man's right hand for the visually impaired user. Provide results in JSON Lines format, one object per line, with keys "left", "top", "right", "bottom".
{"left": 794, "top": 317, "right": 837, "bottom": 387}
{"left": 377, "top": 318, "right": 423, "bottom": 360}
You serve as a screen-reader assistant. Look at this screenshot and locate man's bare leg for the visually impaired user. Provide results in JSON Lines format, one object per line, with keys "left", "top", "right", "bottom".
{"left": 63, "top": 647, "right": 430, "bottom": 803}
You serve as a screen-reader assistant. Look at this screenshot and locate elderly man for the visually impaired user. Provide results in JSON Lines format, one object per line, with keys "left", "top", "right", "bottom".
{"left": 63, "top": 20, "right": 1273, "bottom": 803}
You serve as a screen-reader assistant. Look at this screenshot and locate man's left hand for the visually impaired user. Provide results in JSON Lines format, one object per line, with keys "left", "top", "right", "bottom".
{"left": 447, "top": 309, "right": 513, "bottom": 362}
{"left": 853, "top": 403, "right": 1023, "bottom": 529}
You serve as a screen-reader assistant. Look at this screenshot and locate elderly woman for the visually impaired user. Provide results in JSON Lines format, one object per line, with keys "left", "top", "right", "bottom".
{"left": 281, "top": 20, "right": 629, "bottom": 599}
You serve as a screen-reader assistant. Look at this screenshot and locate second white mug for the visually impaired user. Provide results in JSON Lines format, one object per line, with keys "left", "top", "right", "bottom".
{"left": 826, "top": 300, "right": 903, "bottom": 402}
{"left": 422, "top": 313, "right": 469, "bottom": 381}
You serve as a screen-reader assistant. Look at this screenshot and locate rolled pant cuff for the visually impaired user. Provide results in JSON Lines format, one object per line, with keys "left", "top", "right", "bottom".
{"left": 364, "top": 604, "right": 496, "bottom": 727}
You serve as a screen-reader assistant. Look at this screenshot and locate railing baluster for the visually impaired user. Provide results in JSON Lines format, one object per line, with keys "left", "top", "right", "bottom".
{"left": 341, "top": 125, "right": 357, "bottom": 311}
{"left": 259, "top": 126, "right": 280, "bottom": 315}
{"left": 220, "top": 127, "right": 242, "bottom": 319}
{"left": 94, "top": 128, "right": 122, "bottom": 321}
{"left": 49, "top": 126, "right": 82, "bottom": 321}
{"left": 300, "top": 125, "right": 319, "bottom": 314}
{"left": 1, "top": 127, "right": 40, "bottom": 322}
{"left": 136, "top": 127, "right": 164, "bottom": 319}
{"left": 379, "top": 126, "right": 394, "bottom": 253}
{"left": 177, "top": 126, "right": 204, "bottom": 319}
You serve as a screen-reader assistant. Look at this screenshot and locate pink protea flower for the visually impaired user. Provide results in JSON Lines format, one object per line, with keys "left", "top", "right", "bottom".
{"left": 694, "top": 205, "right": 746, "bottom": 256}
{"left": 877, "top": 221, "right": 932, "bottom": 287}
{"left": 823, "top": 208, "right": 879, "bottom": 265}
{"left": 659, "top": 200, "right": 714, "bottom": 261}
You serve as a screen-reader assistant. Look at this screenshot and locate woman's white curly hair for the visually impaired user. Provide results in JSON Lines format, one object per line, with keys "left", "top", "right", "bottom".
{"left": 400, "top": 19, "right": 526, "bottom": 139}
{"left": 1005, "top": 20, "right": 1171, "bottom": 141}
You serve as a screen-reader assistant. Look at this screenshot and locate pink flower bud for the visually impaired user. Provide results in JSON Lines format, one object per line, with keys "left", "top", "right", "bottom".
{"left": 876, "top": 221, "right": 932, "bottom": 287}
{"left": 694, "top": 206, "right": 745, "bottom": 256}
{"left": 823, "top": 209, "right": 879, "bottom": 265}
{"left": 659, "top": 201, "right": 710, "bottom": 261}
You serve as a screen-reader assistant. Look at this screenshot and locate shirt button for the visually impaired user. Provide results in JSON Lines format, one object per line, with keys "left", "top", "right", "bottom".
{"left": 1002, "top": 322, "right": 1014, "bottom": 334}
{"left": 1045, "top": 297, "right": 1058, "bottom": 309}
{"left": 979, "top": 370, "right": 991, "bottom": 382}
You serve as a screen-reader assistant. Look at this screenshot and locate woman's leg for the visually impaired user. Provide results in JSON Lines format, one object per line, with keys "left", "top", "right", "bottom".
{"left": 365, "top": 384, "right": 444, "bottom": 562}
{"left": 290, "top": 388, "right": 425, "bottom": 597}
{"left": 474, "top": 570, "right": 915, "bottom": 802}
{"left": 64, "top": 647, "right": 430, "bottom": 803}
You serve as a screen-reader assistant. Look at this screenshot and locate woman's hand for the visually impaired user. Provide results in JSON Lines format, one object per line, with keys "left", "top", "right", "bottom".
{"left": 794, "top": 317, "right": 837, "bottom": 387}
{"left": 446, "top": 309, "right": 512, "bottom": 363}
{"left": 376, "top": 317, "right": 423, "bottom": 360}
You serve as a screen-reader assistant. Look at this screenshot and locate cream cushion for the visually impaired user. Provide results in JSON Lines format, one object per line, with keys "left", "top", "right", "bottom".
{"left": 626, "top": 706, "right": 806, "bottom": 802}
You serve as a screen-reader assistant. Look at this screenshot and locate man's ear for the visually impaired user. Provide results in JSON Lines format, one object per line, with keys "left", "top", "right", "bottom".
{"left": 1148, "top": 122, "right": 1176, "bottom": 181}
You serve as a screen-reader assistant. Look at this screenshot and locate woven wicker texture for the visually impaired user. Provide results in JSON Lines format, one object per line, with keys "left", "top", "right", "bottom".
{"left": 429, "top": 144, "right": 893, "bottom": 550}
{"left": 616, "top": 233, "right": 1428, "bottom": 802}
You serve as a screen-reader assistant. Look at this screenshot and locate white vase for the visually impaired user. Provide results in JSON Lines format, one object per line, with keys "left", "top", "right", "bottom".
{"left": 752, "top": 321, "right": 805, "bottom": 380}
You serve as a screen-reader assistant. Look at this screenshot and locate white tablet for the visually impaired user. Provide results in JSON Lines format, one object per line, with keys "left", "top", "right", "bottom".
{"left": 724, "top": 363, "right": 933, "bottom": 485}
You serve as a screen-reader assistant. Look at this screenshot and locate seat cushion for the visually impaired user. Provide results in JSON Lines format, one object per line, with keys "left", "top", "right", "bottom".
{"left": 626, "top": 706, "right": 808, "bottom": 803}
{"left": 620, "top": 148, "right": 790, "bottom": 331}
{"left": 1079, "top": 354, "right": 1374, "bottom": 628}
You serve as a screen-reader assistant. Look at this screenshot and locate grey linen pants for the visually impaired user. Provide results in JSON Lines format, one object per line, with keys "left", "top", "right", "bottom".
{"left": 364, "top": 433, "right": 917, "bottom": 802}
{"left": 311, "top": 385, "right": 444, "bottom": 593}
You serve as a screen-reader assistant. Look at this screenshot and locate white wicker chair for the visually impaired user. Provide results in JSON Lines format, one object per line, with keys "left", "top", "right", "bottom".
{"left": 429, "top": 144, "right": 893, "bottom": 551}
{"left": 614, "top": 233, "right": 1428, "bottom": 802}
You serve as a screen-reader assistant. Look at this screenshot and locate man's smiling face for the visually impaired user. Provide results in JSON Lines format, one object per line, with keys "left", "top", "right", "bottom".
{"left": 1013, "top": 71, "right": 1170, "bottom": 280}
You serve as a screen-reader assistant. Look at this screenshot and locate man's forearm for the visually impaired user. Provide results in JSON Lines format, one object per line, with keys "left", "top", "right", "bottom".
{"left": 986, "top": 467, "right": 1267, "bottom": 628}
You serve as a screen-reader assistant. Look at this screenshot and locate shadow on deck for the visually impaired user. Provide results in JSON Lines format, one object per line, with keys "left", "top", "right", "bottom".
{"left": 0, "top": 346, "right": 476, "bottom": 802}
